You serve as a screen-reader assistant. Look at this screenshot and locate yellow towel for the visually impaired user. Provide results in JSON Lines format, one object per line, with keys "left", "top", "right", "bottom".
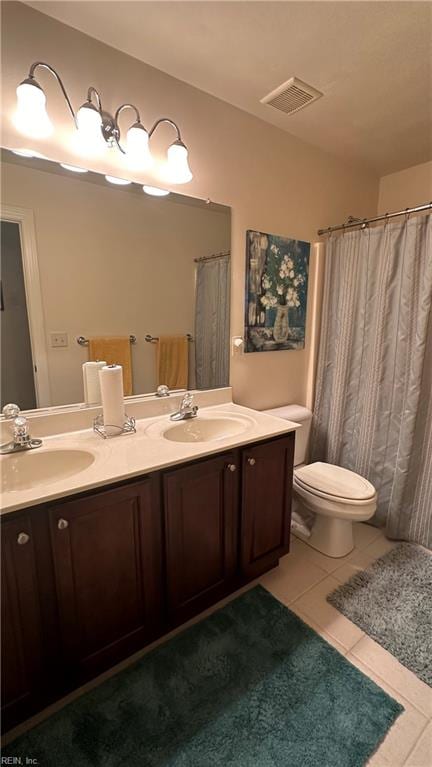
{"left": 157, "top": 335, "right": 189, "bottom": 390}
{"left": 88, "top": 336, "right": 133, "bottom": 396}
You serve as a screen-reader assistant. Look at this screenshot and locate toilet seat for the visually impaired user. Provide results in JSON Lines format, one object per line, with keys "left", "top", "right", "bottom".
{"left": 293, "top": 462, "right": 377, "bottom": 522}
{"left": 294, "top": 462, "right": 376, "bottom": 505}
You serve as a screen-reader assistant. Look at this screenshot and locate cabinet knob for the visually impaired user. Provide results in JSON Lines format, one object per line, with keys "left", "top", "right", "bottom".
{"left": 57, "top": 518, "right": 69, "bottom": 530}
{"left": 226, "top": 463, "right": 237, "bottom": 472}
{"left": 247, "top": 457, "right": 256, "bottom": 466}
{"left": 17, "top": 532, "right": 30, "bottom": 545}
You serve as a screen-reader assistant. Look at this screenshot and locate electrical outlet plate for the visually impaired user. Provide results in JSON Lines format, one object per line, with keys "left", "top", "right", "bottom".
{"left": 50, "top": 332, "right": 68, "bottom": 348}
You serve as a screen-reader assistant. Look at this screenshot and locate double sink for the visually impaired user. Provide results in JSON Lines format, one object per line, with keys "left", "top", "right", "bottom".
{"left": 1, "top": 412, "right": 255, "bottom": 493}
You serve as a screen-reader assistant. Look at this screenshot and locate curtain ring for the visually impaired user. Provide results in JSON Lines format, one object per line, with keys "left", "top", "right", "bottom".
{"left": 405, "top": 207, "right": 410, "bottom": 222}
{"left": 384, "top": 212, "right": 389, "bottom": 228}
{"left": 361, "top": 218, "right": 369, "bottom": 230}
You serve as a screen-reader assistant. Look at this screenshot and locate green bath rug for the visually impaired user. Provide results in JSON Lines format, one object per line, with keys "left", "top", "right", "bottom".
{"left": 4, "top": 585, "right": 402, "bottom": 767}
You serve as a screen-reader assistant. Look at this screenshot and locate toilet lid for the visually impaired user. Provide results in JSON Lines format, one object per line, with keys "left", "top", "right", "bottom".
{"left": 294, "top": 462, "right": 376, "bottom": 501}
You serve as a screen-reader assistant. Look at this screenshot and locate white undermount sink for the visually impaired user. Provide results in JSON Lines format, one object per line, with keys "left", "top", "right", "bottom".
{"left": 1, "top": 449, "right": 96, "bottom": 492}
{"left": 160, "top": 415, "right": 254, "bottom": 443}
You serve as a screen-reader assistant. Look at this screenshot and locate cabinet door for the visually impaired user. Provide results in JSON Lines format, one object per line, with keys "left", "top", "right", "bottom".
{"left": 49, "top": 479, "right": 162, "bottom": 680}
{"left": 164, "top": 452, "right": 239, "bottom": 624}
{"left": 1, "top": 514, "right": 43, "bottom": 730}
{"left": 241, "top": 435, "right": 294, "bottom": 578}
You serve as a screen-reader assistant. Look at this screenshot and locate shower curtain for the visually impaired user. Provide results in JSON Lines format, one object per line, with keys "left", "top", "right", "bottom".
{"left": 195, "top": 254, "right": 230, "bottom": 389}
{"left": 312, "top": 214, "right": 432, "bottom": 547}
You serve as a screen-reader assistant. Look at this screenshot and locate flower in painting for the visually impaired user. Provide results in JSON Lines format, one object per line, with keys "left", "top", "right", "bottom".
{"left": 260, "top": 291, "right": 278, "bottom": 309}
{"left": 262, "top": 275, "right": 272, "bottom": 290}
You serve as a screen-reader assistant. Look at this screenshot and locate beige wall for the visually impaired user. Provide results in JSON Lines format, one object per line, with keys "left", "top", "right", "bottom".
{"left": 1, "top": 2, "right": 380, "bottom": 410}
{"left": 378, "top": 161, "right": 432, "bottom": 213}
{"left": 2, "top": 160, "right": 229, "bottom": 405}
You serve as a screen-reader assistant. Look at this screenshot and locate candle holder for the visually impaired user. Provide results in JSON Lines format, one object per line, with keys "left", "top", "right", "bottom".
{"left": 93, "top": 413, "right": 136, "bottom": 439}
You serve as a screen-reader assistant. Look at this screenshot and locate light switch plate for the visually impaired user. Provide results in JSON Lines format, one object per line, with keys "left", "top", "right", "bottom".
{"left": 50, "top": 332, "right": 68, "bottom": 348}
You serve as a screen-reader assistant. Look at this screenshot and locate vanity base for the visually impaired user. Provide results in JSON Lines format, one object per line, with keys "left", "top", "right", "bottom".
{"left": 1, "top": 433, "right": 294, "bottom": 734}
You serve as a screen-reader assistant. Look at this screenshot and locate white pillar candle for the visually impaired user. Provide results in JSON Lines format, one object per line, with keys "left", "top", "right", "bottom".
{"left": 99, "top": 364, "right": 125, "bottom": 435}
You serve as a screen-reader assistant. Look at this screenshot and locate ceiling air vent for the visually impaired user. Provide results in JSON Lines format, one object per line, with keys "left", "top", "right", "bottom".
{"left": 260, "top": 77, "right": 323, "bottom": 116}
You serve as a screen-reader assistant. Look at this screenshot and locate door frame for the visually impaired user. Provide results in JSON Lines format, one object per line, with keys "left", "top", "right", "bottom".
{"left": 1, "top": 204, "right": 51, "bottom": 407}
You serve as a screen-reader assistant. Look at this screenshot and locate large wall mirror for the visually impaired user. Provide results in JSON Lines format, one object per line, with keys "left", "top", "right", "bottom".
{"left": 0, "top": 149, "right": 231, "bottom": 411}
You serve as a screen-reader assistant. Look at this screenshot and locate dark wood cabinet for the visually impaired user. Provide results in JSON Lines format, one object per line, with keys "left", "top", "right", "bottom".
{"left": 48, "top": 479, "right": 163, "bottom": 680}
{"left": 164, "top": 452, "right": 239, "bottom": 623}
{"left": 1, "top": 433, "right": 295, "bottom": 732}
{"left": 241, "top": 435, "right": 294, "bottom": 578}
{"left": 1, "top": 514, "right": 44, "bottom": 730}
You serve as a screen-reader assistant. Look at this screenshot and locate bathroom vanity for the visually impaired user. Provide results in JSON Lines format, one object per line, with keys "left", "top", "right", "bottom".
{"left": 0, "top": 401, "right": 297, "bottom": 732}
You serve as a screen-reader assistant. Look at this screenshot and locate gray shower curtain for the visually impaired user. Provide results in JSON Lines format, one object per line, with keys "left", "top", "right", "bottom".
{"left": 195, "top": 255, "right": 230, "bottom": 389}
{"left": 312, "top": 214, "right": 432, "bottom": 547}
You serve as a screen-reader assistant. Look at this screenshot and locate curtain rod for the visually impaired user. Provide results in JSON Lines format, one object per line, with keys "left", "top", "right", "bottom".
{"left": 317, "top": 201, "right": 432, "bottom": 236}
{"left": 194, "top": 250, "right": 231, "bottom": 263}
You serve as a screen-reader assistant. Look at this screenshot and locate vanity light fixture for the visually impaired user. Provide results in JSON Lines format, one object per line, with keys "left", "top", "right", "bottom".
{"left": 143, "top": 185, "right": 170, "bottom": 197}
{"left": 14, "top": 62, "right": 193, "bottom": 183}
{"left": 60, "top": 163, "right": 88, "bottom": 173}
{"left": 11, "top": 148, "right": 40, "bottom": 158}
{"left": 105, "top": 175, "right": 131, "bottom": 185}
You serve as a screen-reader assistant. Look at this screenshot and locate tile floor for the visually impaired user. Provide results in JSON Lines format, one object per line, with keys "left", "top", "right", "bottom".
{"left": 259, "top": 524, "right": 432, "bottom": 767}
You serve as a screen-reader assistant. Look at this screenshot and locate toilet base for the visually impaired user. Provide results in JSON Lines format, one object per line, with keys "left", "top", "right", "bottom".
{"left": 295, "top": 514, "right": 355, "bottom": 558}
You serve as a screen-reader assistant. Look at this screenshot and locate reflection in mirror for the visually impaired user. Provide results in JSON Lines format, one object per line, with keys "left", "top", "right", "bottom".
{"left": 0, "top": 149, "right": 231, "bottom": 411}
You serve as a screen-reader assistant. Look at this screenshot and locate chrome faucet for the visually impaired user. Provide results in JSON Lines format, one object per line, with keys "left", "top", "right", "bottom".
{"left": 170, "top": 393, "right": 198, "bottom": 421}
{"left": 0, "top": 404, "right": 43, "bottom": 454}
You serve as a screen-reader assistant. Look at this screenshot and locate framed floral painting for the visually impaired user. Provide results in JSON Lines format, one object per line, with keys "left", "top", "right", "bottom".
{"left": 244, "top": 230, "right": 310, "bottom": 352}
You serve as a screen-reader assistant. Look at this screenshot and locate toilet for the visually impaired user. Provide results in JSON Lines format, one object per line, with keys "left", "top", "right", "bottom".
{"left": 264, "top": 405, "right": 377, "bottom": 558}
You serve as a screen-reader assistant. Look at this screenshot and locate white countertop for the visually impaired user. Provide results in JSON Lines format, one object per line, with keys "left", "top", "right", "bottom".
{"left": 0, "top": 402, "right": 299, "bottom": 516}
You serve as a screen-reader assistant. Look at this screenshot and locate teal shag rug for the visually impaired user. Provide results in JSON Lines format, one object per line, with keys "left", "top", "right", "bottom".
{"left": 327, "top": 543, "right": 432, "bottom": 686}
{"left": 4, "top": 586, "right": 402, "bottom": 767}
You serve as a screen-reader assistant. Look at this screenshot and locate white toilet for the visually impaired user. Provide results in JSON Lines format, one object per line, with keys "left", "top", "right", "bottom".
{"left": 264, "top": 405, "right": 377, "bottom": 558}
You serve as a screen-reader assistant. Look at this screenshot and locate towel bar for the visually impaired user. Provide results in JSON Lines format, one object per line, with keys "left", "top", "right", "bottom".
{"left": 77, "top": 335, "right": 137, "bottom": 346}
{"left": 145, "top": 333, "right": 193, "bottom": 344}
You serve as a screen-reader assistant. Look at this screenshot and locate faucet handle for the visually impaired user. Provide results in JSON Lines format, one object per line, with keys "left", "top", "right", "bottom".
{"left": 13, "top": 416, "right": 29, "bottom": 444}
{"left": 2, "top": 403, "right": 20, "bottom": 419}
{"left": 182, "top": 392, "right": 194, "bottom": 406}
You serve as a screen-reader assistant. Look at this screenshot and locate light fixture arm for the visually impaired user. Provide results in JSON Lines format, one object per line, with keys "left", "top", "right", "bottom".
{"left": 86, "top": 86, "right": 103, "bottom": 113}
{"left": 28, "top": 61, "right": 78, "bottom": 128}
{"left": 112, "top": 103, "right": 143, "bottom": 154}
{"left": 149, "top": 117, "right": 182, "bottom": 142}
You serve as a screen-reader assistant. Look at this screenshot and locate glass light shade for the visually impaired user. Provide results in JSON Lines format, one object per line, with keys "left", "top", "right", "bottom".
{"left": 76, "top": 102, "right": 104, "bottom": 152}
{"left": 126, "top": 123, "right": 153, "bottom": 169}
{"left": 142, "top": 185, "right": 170, "bottom": 197}
{"left": 164, "top": 140, "right": 193, "bottom": 184}
{"left": 60, "top": 163, "right": 88, "bottom": 173}
{"left": 14, "top": 80, "right": 53, "bottom": 138}
{"left": 11, "top": 148, "right": 38, "bottom": 158}
{"left": 105, "top": 175, "right": 131, "bottom": 185}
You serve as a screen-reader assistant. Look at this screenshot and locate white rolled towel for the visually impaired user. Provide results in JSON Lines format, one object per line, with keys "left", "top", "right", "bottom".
{"left": 83, "top": 361, "right": 106, "bottom": 405}
{"left": 99, "top": 364, "right": 125, "bottom": 435}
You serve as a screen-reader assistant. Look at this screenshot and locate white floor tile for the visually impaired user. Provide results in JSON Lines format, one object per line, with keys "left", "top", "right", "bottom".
{"left": 332, "top": 536, "right": 398, "bottom": 584}
{"left": 350, "top": 636, "right": 432, "bottom": 718}
{"left": 291, "top": 575, "right": 365, "bottom": 650}
{"left": 353, "top": 522, "right": 384, "bottom": 550}
{"left": 259, "top": 555, "right": 326, "bottom": 605}
{"left": 289, "top": 603, "right": 348, "bottom": 655}
{"left": 290, "top": 534, "right": 358, "bottom": 574}
{"left": 404, "top": 721, "right": 432, "bottom": 767}
{"left": 346, "top": 655, "right": 429, "bottom": 767}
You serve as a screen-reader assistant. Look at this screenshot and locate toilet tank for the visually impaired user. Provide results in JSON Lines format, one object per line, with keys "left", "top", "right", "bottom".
{"left": 263, "top": 405, "right": 313, "bottom": 466}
